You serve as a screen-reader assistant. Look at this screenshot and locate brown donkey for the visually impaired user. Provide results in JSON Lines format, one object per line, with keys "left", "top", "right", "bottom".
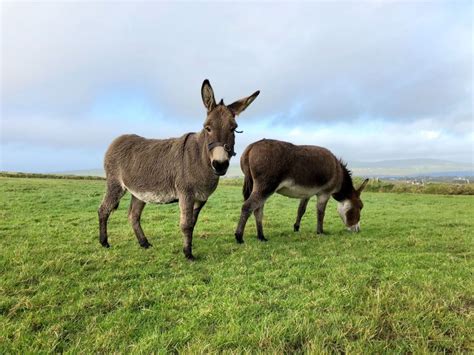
{"left": 234, "top": 139, "right": 369, "bottom": 243}
{"left": 98, "top": 80, "right": 259, "bottom": 259}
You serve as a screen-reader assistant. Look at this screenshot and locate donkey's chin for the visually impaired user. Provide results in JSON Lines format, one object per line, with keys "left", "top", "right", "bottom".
{"left": 212, "top": 168, "right": 228, "bottom": 176}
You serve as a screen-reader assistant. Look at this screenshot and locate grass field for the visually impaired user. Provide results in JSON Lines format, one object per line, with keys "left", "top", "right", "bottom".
{"left": 1, "top": 177, "right": 473, "bottom": 352}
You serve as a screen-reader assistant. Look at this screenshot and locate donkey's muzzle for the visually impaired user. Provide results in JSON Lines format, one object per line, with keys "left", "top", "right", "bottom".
{"left": 208, "top": 142, "right": 236, "bottom": 157}
{"left": 347, "top": 223, "right": 360, "bottom": 233}
{"left": 212, "top": 160, "right": 229, "bottom": 176}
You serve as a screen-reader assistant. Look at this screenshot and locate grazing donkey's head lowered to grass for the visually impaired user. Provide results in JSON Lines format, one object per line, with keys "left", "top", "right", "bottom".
{"left": 335, "top": 173, "right": 369, "bottom": 232}
{"left": 98, "top": 79, "right": 260, "bottom": 260}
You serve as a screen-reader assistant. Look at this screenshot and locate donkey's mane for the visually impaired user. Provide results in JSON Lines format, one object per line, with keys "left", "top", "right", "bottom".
{"left": 332, "top": 159, "right": 354, "bottom": 202}
{"left": 182, "top": 132, "right": 195, "bottom": 157}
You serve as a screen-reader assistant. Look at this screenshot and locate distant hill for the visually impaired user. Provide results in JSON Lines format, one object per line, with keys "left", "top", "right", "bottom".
{"left": 54, "top": 169, "right": 105, "bottom": 177}
{"left": 224, "top": 165, "right": 243, "bottom": 178}
{"left": 55, "top": 158, "right": 473, "bottom": 178}
{"left": 54, "top": 166, "right": 244, "bottom": 178}
{"left": 350, "top": 159, "right": 473, "bottom": 177}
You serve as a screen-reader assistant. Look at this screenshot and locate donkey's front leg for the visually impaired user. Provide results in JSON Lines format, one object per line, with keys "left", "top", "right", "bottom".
{"left": 316, "top": 194, "right": 330, "bottom": 234}
{"left": 294, "top": 198, "right": 309, "bottom": 232}
{"left": 192, "top": 200, "right": 207, "bottom": 227}
{"left": 179, "top": 195, "right": 195, "bottom": 260}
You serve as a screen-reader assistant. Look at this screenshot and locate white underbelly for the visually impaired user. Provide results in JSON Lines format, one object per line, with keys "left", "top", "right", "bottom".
{"left": 127, "top": 188, "right": 177, "bottom": 204}
{"left": 276, "top": 179, "right": 324, "bottom": 199}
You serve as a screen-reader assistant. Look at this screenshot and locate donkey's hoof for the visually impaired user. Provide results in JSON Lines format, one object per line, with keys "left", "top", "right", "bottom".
{"left": 183, "top": 247, "right": 195, "bottom": 260}
{"left": 258, "top": 236, "right": 268, "bottom": 242}
{"left": 140, "top": 240, "right": 152, "bottom": 249}
{"left": 317, "top": 230, "right": 324, "bottom": 235}
{"left": 293, "top": 224, "right": 300, "bottom": 232}
{"left": 100, "top": 240, "right": 110, "bottom": 248}
{"left": 235, "top": 233, "right": 244, "bottom": 244}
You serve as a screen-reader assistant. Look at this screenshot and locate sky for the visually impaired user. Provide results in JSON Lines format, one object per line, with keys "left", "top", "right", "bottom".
{"left": 1, "top": 0, "right": 473, "bottom": 172}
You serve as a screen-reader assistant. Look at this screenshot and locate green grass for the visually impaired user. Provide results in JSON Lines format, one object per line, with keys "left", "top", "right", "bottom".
{"left": 1, "top": 177, "right": 473, "bottom": 353}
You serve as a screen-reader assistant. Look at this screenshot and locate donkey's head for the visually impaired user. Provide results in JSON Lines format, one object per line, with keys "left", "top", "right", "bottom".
{"left": 337, "top": 179, "right": 369, "bottom": 232}
{"left": 201, "top": 79, "right": 260, "bottom": 176}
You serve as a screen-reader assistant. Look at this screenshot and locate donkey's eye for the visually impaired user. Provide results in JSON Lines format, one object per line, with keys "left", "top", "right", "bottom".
{"left": 205, "top": 126, "right": 211, "bottom": 133}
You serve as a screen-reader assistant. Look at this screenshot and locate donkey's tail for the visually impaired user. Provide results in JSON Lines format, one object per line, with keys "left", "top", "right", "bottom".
{"left": 240, "top": 146, "right": 253, "bottom": 201}
{"left": 242, "top": 173, "right": 253, "bottom": 201}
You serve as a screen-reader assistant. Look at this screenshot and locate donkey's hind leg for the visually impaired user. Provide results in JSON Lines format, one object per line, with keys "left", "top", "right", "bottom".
{"left": 98, "top": 181, "right": 125, "bottom": 248}
{"left": 294, "top": 198, "right": 309, "bottom": 232}
{"left": 235, "top": 190, "right": 270, "bottom": 243}
{"left": 254, "top": 205, "right": 267, "bottom": 241}
{"left": 128, "top": 195, "right": 152, "bottom": 249}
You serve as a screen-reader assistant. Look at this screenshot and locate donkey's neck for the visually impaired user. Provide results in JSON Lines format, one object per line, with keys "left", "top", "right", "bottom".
{"left": 332, "top": 162, "right": 355, "bottom": 202}
{"left": 194, "top": 131, "right": 208, "bottom": 164}
{"left": 195, "top": 131, "right": 219, "bottom": 177}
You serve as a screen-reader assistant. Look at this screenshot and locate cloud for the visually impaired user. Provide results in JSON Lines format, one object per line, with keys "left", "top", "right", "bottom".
{"left": 1, "top": 1, "right": 472, "bottom": 171}
{"left": 420, "top": 130, "right": 441, "bottom": 140}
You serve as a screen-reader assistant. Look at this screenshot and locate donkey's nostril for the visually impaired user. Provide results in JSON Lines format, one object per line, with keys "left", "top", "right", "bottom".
{"left": 212, "top": 160, "right": 229, "bottom": 175}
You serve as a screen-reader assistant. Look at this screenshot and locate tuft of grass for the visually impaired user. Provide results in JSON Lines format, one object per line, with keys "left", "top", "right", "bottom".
{"left": 0, "top": 177, "right": 473, "bottom": 352}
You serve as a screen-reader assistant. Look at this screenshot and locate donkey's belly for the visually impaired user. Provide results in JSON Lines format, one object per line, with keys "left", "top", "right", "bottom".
{"left": 127, "top": 188, "right": 177, "bottom": 204}
{"left": 276, "top": 179, "right": 325, "bottom": 199}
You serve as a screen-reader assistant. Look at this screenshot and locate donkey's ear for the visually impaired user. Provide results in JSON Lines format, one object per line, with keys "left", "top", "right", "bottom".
{"left": 201, "top": 79, "right": 216, "bottom": 112}
{"left": 358, "top": 178, "right": 369, "bottom": 194}
{"left": 228, "top": 90, "right": 260, "bottom": 116}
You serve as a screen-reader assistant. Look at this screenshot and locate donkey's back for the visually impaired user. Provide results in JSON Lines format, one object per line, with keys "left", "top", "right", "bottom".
{"left": 104, "top": 134, "right": 186, "bottom": 191}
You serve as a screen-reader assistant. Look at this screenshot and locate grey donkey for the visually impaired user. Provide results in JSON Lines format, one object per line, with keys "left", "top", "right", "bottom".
{"left": 98, "top": 79, "right": 260, "bottom": 259}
